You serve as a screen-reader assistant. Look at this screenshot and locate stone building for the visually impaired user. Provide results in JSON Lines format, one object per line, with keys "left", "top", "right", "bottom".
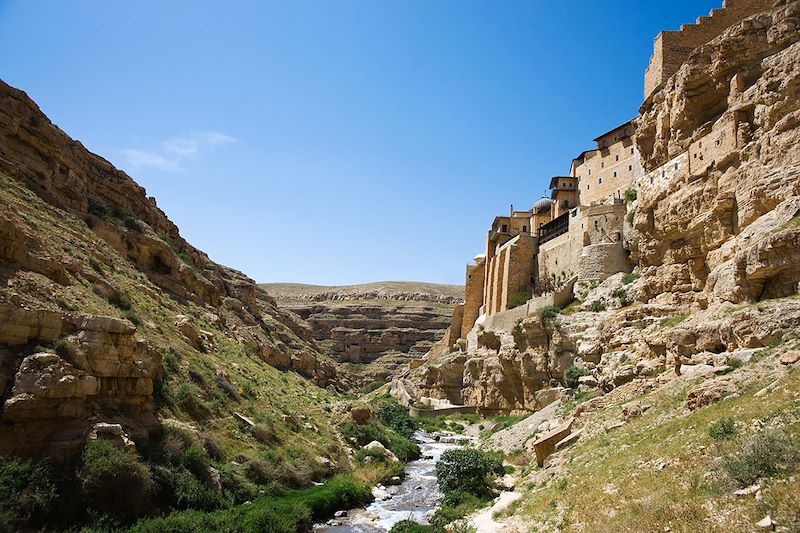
{"left": 643, "top": 0, "right": 773, "bottom": 100}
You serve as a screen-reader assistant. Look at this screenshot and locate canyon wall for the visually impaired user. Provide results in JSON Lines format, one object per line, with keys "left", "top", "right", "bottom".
{"left": 0, "top": 80, "right": 341, "bottom": 458}
{"left": 396, "top": 0, "right": 800, "bottom": 412}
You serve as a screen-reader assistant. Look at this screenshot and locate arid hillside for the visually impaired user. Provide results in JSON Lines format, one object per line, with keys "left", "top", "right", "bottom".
{"left": 263, "top": 281, "right": 462, "bottom": 384}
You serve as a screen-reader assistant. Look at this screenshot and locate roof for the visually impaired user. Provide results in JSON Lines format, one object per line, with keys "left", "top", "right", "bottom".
{"left": 592, "top": 119, "right": 635, "bottom": 143}
{"left": 548, "top": 176, "right": 578, "bottom": 189}
{"left": 532, "top": 196, "right": 553, "bottom": 211}
{"left": 571, "top": 149, "right": 596, "bottom": 164}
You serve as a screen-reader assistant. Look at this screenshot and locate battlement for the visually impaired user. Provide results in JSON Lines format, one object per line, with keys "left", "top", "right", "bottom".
{"left": 643, "top": 0, "right": 773, "bottom": 100}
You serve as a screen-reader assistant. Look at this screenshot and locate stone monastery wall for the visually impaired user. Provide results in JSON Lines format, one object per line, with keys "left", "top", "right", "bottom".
{"left": 643, "top": 0, "right": 773, "bottom": 100}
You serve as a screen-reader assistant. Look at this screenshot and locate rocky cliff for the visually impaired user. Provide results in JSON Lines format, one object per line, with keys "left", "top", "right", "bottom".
{"left": 263, "top": 282, "right": 461, "bottom": 383}
{"left": 395, "top": 0, "right": 800, "bottom": 412}
{"left": 0, "top": 80, "right": 343, "bottom": 459}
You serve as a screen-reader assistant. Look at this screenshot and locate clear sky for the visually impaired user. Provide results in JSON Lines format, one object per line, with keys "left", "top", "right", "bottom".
{"left": 0, "top": 0, "right": 720, "bottom": 285}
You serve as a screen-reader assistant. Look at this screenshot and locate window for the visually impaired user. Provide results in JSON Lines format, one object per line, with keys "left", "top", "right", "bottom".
{"left": 587, "top": 184, "right": 590, "bottom": 190}
{"left": 631, "top": 148, "right": 634, "bottom": 155}
{"left": 615, "top": 155, "right": 619, "bottom": 161}
{"left": 601, "top": 162, "right": 605, "bottom": 168}
{"left": 599, "top": 178, "right": 602, "bottom": 184}
{"left": 674, "top": 163, "right": 678, "bottom": 170}
{"left": 522, "top": 225, "right": 527, "bottom": 233}
{"left": 501, "top": 224, "right": 507, "bottom": 232}
{"left": 662, "top": 170, "right": 666, "bottom": 177}
{"left": 589, "top": 169, "right": 592, "bottom": 175}
{"left": 629, "top": 165, "right": 632, "bottom": 171}
{"left": 613, "top": 171, "right": 617, "bottom": 177}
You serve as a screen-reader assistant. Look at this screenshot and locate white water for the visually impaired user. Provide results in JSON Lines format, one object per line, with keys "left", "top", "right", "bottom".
{"left": 317, "top": 432, "right": 461, "bottom": 532}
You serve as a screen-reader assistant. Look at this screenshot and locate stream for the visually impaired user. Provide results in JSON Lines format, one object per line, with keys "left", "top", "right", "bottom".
{"left": 316, "top": 431, "right": 462, "bottom": 532}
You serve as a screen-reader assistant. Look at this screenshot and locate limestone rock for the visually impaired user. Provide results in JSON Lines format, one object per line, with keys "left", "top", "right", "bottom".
{"left": 687, "top": 378, "right": 737, "bottom": 410}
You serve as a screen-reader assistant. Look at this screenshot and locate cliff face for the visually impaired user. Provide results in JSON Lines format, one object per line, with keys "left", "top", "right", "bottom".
{"left": 395, "top": 1, "right": 800, "bottom": 412}
{"left": 0, "top": 80, "right": 341, "bottom": 458}
{"left": 633, "top": 1, "right": 800, "bottom": 305}
{"left": 263, "top": 283, "right": 461, "bottom": 383}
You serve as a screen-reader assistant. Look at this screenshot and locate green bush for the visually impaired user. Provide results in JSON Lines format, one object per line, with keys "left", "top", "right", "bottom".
{"left": 536, "top": 305, "right": 561, "bottom": 319}
{"left": 724, "top": 431, "right": 798, "bottom": 486}
{"left": 507, "top": 292, "right": 530, "bottom": 310}
{"left": 564, "top": 365, "right": 588, "bottom": 388}
{"left": 53, "top": 337, "right": 77, "bottom": 360}
{"left": 390, "top": 520, "right": 433, "bottom": 532}
{"left": 109, "top": 292, "right": 132, "bottom": 310}
{"left": 0, "top": 457, "right": 59, "bottom": 529}
{"left": 435, "top": 449, "right": 503, "bottom": 496}
{"left": 621, "top": 272, "right": 640, "bottom": 285}
{"left": 122, "top": 309, "right": 142, "bottom": 326}
{"left": 708, "top": 418, "right": 736, "bottom": 441}
{"left": 590, "top": 301, "right": 606, "bottom": 312}
{"left": 123, "top": 216, "right": 144, "bottom": 232}
{"left": 79, "top": 439, "right": 152, "bottom": 519}
{"left": 340, "top": 421, "right": 420, "bottom": 462}
{"left": 171, "top": 468, "right": 224, "bottom": 510}
{"left": 163, "top": 351, "right": 180, "bottom": 373}
{"left": 376, "top": 399, "right": 418, "bottom": 437}
{"left": 624, "top": 187, "right": 637, "bottom": 203}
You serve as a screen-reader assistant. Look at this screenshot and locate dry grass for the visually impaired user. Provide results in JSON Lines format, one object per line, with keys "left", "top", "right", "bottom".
{"left": 506, "top": 354, "right": 800, "bottom": 532}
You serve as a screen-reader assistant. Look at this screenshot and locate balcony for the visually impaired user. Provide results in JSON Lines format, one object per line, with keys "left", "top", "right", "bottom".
{"left": 538, "top": 212, "right": 569, "bottom": 244}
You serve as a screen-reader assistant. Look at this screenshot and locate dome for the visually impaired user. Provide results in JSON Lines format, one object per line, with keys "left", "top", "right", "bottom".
{"left": 532, "top": 196, "right": 553, "bottom": 212}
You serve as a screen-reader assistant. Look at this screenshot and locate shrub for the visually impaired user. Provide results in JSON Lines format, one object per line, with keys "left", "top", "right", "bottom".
{"left": 435, "top": 449, "right": 503, "bottom": 496}
{"left": 53, "top": 337, "right": 77, "bottom": 360}
{"left": 390, "top": 520, "right": 433, "bottom": 532}
{"left": 590, "top": 300, "right": 606, "bottom": 312}
{"left": 536, "top": 305, "right": 561, "bottom": 319}
{"left": 376, "top": 400, "right": 417, "bottom": 437}
{"left": 0, "top": 457, "right": 58, "bottom": 529}
{"left": 564, "top": 365, "right": 588, "bottom": 388}
{"left": 708, "top": 418, "right": 736, "bottom": 441}
{"left": 122, "top": 309, "right": 142, "bottom": 326}
{"left": 507, "top": 292, "right": 530, "bottom": 310}
{"left": 162, "top": 351, "right": 180, "bottom": 373}
{"left": 79, "top": 439, "right": 152, "bottom": 519}
{"left": 171, "top": 468, "right": 223, "bottom": 510}
{"left": 181, "top": 443, "right": 210, "bottom": 481}
{"left": 251, "top": 423, "right": 276, "bottom": 444}
{"left": 89, "top": 258, "right": 104, "bottom": 273}
{"left": 624, "top": 187, "right": 637, "bottom": 203}
{"left": 622, "top": 272, "right": 640, "bottom": 285}
{"left": 123, "top": 216, "right": 144, "bottom": 232}
{"left": 109, "top": 292, "right": 132, "bottom": 310}
{"left": 724, "top": 356, "right": 744, "bottom": 371}
{"left": 724, "top": 431, "right": 798, "bottom": 486}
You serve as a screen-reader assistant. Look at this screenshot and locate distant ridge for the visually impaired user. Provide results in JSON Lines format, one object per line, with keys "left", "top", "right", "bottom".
{"left": 261, "top": 281, "right": 464, "bottom": 305}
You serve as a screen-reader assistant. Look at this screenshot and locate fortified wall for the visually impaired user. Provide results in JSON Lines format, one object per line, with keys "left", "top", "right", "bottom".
{"left": 643, "top": 0, "right": 773, "bottom": 100}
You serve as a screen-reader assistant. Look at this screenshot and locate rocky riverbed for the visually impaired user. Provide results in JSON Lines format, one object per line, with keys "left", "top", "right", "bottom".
{"left": 317, "top": 432, "right": 462, "bottom": 532}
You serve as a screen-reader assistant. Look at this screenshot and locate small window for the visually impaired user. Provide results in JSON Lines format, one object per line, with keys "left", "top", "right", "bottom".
{"left": 601, "top": 162, "right": 605, "bottom": 168}
{"left": 630, "top": 148, "right": 634, "bottom": 155}
{"left": 615, "top": 155, "right": 619, "bottom": 161}
{"left": 522, "top": 225, "right": 527, "bottom": 233}
{"left": 662, "top": 170, "right": 666, "bottom": 178}
{"left": 599, "top": 178, "right": 602, "bottom": 184}
{"left": 587, "top": 184, "right": 590, "bottom": 190}
{"left": 674, "top": 163, "right": 678, "bottom": 170}
{"left": 628, "top": 165, "right": 632, "bottom": 171}
{"left": 501, "top": 224, "right": 507, "bottom": 232}
{"left": 589, "top": 169, "right": 592, "bottom": 175}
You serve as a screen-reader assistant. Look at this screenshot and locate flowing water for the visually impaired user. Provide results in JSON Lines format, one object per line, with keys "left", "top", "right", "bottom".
{"left": 317, "top": 432, "right": 461, "bottom": 532}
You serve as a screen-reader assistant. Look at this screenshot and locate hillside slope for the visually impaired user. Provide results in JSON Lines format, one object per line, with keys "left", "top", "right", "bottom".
{"left": 0, "top": 79, "right": 367, "bottom": 530}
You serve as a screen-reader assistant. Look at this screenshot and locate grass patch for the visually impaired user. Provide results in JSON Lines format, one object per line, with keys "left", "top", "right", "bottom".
{"left": 660, "top": 312, "right": 690, "bottom": 329}
{"left": 536, "top": 305, "right": 561, "bottom": 319}
{"left": 621, "top": 272, "right": 640, "bottom": 285}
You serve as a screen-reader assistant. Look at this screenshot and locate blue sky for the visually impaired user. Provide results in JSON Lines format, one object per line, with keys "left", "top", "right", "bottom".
{"left": 0, "top": 0, "right": 720, "bottom": 285}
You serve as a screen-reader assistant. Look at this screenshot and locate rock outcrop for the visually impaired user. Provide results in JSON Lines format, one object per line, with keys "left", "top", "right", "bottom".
{"left": 0, "top": 79, "right": 340, "bottom": 458}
